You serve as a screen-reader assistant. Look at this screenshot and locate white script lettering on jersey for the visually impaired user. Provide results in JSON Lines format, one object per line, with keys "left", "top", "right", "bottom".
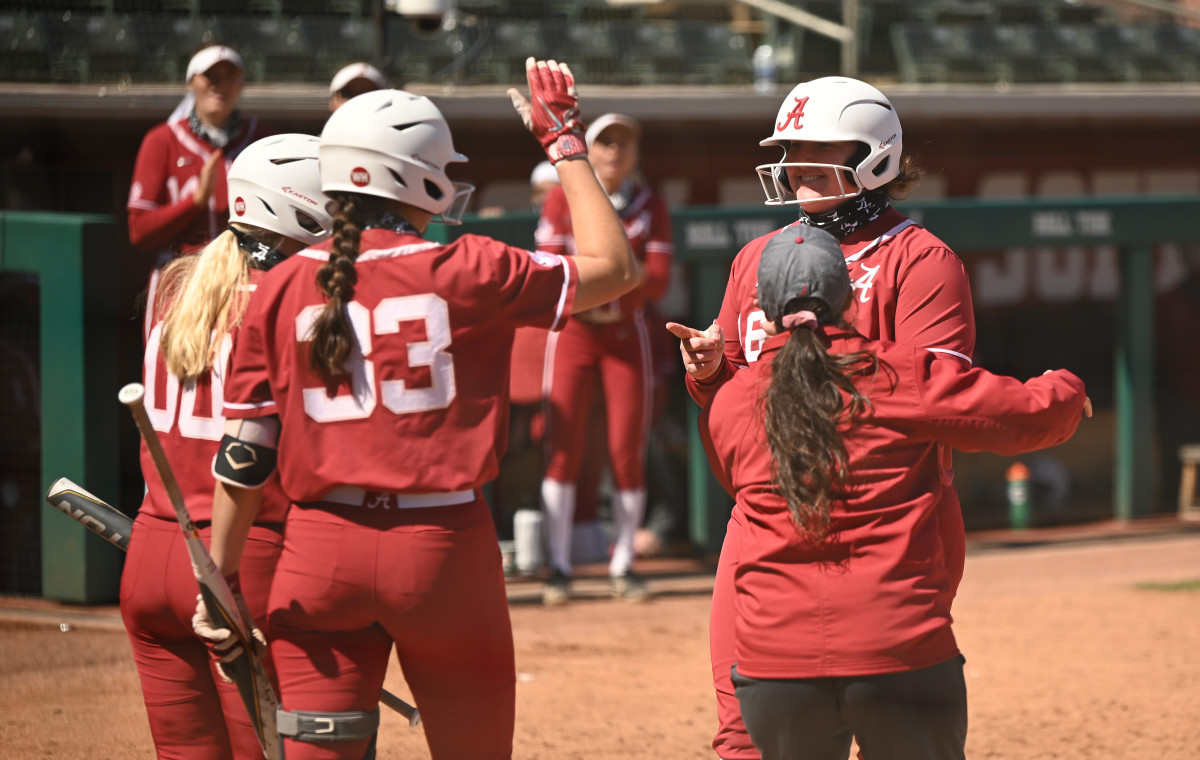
{"left": 851, "top": 262, "right": 880, "bottom": 303}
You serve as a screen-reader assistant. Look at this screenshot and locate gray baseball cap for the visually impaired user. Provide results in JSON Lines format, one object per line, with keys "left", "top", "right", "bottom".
{"left": 756, "top": 224, "right": 850, "bottom": 326}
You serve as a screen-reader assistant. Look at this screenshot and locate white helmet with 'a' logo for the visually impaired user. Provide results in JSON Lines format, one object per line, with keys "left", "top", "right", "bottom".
{"left": 227, "top": 133, "right": 332, "bottom": 247}
{"left": 755, "top": 77, "right": 903, "bottom": 206}
{"left": 319, "top": 89, "right": 474, "bottom": 223}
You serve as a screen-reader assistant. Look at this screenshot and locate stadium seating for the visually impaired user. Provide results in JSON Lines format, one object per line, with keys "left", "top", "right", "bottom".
{"left": 892, "top": 22, "right": 1000, "bottom": 84}
{"left": 677, "top": 20, "right": 753, "bottom": 86}
{"left": 381, "top": 14, "right": 472, "bottom": 85}
{"left": 310, "top": 15, "right": 379, "bottom": 85}
{"left": 0, "top": 13, "right": 50, "bottom": 82}
{"left": 625, "top": 20, "right": 686, "bottom": 85}
{"left": 219, "top": 14, "right": 312, "bottom": 82}
{"left": 39, "top": 12, "right": 145, "bottom": 84}
{"left": 132, "top": 13, "right": 223, "bottom": 82}
{"left": 1151, "top": 23, "right": 1200, "bottom": 82}
{"left": 1, "top": 1, "right": 1198, "bottom": 87}
{"left": 466, "top": 18, "right": 546, "bottom": 84}
{"left": 559, "top": 19, "right": 626, "bottom": 85}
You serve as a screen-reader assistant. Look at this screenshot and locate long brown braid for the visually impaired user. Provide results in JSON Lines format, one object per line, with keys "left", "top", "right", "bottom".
{"left": 761, "top": 313, "right": 893, "bottom": 540}
{"left": 308, "top": 191, "right": 364, "bottom": 375}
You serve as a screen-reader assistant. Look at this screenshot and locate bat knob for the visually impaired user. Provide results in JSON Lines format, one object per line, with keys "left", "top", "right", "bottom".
{"left": 118, "top": 382, "right": 146, "bottom": 407}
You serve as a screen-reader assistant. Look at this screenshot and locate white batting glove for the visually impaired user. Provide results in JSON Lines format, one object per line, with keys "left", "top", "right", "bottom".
{"left": 191, "top": 590, "right": 267, "bottom": 684}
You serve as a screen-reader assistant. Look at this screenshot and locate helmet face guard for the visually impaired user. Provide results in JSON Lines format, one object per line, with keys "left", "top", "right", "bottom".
{"left": 755, "top": 158, "right": 862, "bottom": 207}
{"left": 432, "top": 182, "right": 475, "bottom": 225}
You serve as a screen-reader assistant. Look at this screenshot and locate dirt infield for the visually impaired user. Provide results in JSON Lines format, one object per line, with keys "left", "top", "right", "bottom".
{"left": 2, "top": 527, "right": 1198, "bottom": 759}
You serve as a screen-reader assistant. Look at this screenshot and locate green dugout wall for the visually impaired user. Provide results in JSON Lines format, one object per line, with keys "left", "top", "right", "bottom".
{"left": 6, "top": 197, "right": 1197, "bottom": 601}
{"left": 434, "top": 195, "right": 1200, "bottom": 553}
{"left": 0, "top": 212, "right": 122, "bottom": 603}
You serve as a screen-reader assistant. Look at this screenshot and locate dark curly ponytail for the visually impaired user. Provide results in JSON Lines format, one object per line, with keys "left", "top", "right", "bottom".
{"left": 762, "top": 318, "right": 892, "bottom": 540}
{"left": 308, "top": 192, "right": 363, "bottom": 375}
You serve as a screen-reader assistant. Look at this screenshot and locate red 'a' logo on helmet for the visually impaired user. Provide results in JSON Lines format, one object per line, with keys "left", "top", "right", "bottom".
{"left": 233, "top": 197, "right": 246, "bottom": 216}
{"left": 777, "top": 96, "right": 810, "bottom": 132}
{"left": 351, "top": 167, "right": 370, "bottom": 187}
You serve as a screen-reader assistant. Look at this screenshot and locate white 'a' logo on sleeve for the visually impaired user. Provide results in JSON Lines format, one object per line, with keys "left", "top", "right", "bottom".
{"left": 851, "top": 263, "right": 880, "bottom": 303}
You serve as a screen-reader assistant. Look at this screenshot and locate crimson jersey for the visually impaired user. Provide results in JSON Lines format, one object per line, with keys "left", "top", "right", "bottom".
{"left": 703, "top": 328, "right": 1086, "bottom": 678}
{"left": 535, "top": 182, "right": 673, "bottom": 323}
{"left": 223, "top": 229, "right": 579, "bottom": 502}
{"left": 688, "top": 207, "right": 975, "bottom": 405}
{"left": 139, "top": 268, "right": 289, "bottom": 524}
{"left": 127, "top": 115, "right": 273, "bottom": 254}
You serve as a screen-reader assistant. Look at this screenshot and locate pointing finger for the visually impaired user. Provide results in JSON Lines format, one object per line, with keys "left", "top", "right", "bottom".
{"left": 665, "top": 322, "right": 706, "bottom": 340}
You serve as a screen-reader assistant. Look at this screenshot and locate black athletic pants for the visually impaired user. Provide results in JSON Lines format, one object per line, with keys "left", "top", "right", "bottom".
{"left": 732, "top": 655, "right": 967, "bottom": 760}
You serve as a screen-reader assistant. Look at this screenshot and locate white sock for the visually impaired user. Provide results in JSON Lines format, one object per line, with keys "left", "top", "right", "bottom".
{"left": 609, "top": 488, "right": 645, "bottom": 577}
{"left": 541, "top": 479, "right": 576, "bottom": 575}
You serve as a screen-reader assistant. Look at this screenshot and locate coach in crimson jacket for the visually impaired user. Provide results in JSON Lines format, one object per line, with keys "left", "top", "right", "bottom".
{"left": 699, "top": 229, "right": 1088, "bottom": 760}
{"left": 705, "top": 327, "right": 1088, "bottom": 677}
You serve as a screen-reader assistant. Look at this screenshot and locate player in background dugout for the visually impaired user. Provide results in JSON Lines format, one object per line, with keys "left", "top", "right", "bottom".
{"left": 328, "top": 61, "right": 387, "bottom": 112}
{"left": 701, "top": 226, "right": 1091, "bottom": 760}
{"left": 127, "top": 44, "right": 274, "bottom": 340}
{"left": 667, "top": 76, "right": 977, "bottom": 760}
{"left": 536, "top": 112, "right": 675, "bottom": 605}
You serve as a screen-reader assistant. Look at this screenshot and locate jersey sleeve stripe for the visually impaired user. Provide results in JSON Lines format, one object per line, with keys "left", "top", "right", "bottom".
{"left": 548, "top": 255, "right": 572, "bottom": 331}
{"left": 127, "top": 200, "right": 160, "bottom": 210}
{"left": 925, "top": 347, "right": 973, "bottom": 365}
{"left": 223, "top": 399, "right": 278, "bottom": 411}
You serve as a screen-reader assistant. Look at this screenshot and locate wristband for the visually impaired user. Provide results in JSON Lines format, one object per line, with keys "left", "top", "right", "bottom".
{"left": 548, "top": 132, "right": 587, "bottom": 164}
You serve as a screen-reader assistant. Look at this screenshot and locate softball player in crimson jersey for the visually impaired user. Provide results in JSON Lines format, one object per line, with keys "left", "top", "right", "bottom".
{"left": 122, "top": 134, "right": 331, "bottom": 760}
{"left": 537, "top": 112, "right": 674, "bottom": 604}
{"left": 127, "top": 44, "right": 274, "bottom": 341}
{"left": 667, "top": 77, "right": 976, "bottom": 760}
{"left": 197, "top": 60, "right": 638, "bottom": 760}
{"left": 701, "top": 227, "right": 1090, "bottom": 760}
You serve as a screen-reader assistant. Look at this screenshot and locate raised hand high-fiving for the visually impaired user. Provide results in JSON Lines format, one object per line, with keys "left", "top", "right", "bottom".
{"left": 507, "top": 58, "right": 587, "bottom": 165}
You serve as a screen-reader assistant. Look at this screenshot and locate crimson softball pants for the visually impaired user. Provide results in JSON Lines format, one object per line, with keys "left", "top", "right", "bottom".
{"left": 120, "top": 512, "right": 282, "bottom": 760}
{"left": 732, "top": 656, "right": 968, "bottom": 760}
{"left": 266, "top": 498, "right": 515, "bottom": 760}
{"left": 542, "top": 313, "right": 653, "bottom": 490}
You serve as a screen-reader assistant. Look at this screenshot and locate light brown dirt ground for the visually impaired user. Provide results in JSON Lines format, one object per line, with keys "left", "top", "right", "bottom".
{"left": 2, "top": 528, "right": 1198, "bottom": 760}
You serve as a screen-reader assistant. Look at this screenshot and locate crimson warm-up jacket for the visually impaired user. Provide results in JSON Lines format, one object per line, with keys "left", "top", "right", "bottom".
{"left": 701, "top": 327, "right": 1086, "bottom": 678}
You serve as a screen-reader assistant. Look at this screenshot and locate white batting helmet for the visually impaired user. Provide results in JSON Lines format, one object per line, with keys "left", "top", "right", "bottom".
{"left": 756, "top": 77, "right": 903, "bottom": 206}
{"left": 318, "top": 89, "right": 474, "bottom": 223}
{"left": 227, "top": 133, "right": 332, "bottom": 247}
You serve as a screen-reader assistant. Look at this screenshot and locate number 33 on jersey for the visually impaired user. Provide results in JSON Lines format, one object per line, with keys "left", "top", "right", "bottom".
{"left": 294, "top": 294, "right": 455, "bottom": 422}
{"left": 221, "top": 232, "right": 579, "bottom": 502}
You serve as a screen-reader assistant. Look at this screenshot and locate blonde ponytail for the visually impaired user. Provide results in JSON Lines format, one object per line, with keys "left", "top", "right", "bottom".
{"left": 158, "top": 229, "right": 252, "bottom": 380}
